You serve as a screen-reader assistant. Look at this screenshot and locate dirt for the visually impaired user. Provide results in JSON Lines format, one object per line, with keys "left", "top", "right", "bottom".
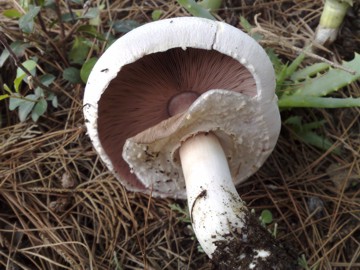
{"left": 211, "top": 212, "right": 299, "bottom": 270}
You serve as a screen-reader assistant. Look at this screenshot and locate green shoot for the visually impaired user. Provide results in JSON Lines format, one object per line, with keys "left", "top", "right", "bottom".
{"left": 259, "top": 209, "right": 273, "bottom": 226}
{"left": 284, "top": 116, "right": 341, "bottom": 155}
{"left": 198, "top": 0, "right": 222, "bottom": 11}
{"left": 314, "top": 0, "right": 352, "bottom": 46}
{"left": 258, "top": 209, "right": 278, "bottom": 237}
{"left": 298, "top": 254, "right": 319, "bottom": 270}
{"left": 112, "top": 251, "right": 124, "bottom": 270}
{"left": 151, "top": 10, "right": 163, "bottom": 21}
{"left": 169, "top": 203, "right": 191, "bottom": 223}
{"left": 176, "top": 0, "right": 216, "bottom": 20}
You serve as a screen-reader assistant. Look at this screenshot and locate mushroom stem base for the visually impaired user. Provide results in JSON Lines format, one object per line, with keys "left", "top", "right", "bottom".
{"left": 179, "top": 133, "right": 247, "bottom": 256}
{"left": 179, "top": 133, "right": 298, "bottom": 268}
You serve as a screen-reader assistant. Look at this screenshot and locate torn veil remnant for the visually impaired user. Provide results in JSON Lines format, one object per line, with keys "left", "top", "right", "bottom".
{"left": 84, "top": 17, "right": 296, "bottom": 268}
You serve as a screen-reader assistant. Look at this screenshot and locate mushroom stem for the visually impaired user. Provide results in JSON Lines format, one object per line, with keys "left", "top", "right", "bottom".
{"left": 179, "top": 132, "right": 247, "bottom": 257}
{"left": 179, "top": 133, "right": 297, "bottom": 268}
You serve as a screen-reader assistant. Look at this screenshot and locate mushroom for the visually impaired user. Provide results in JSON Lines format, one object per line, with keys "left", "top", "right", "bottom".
{"left": 84, "top": 17, "right": 293, "bottom": 268}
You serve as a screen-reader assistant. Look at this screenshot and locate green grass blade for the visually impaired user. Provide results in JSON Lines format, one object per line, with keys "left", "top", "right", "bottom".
{"left": 176, "top": 0, "right": 216, "bottom": 20}
{"left": 278, "top": 95, "right": 360, "bottom": 108}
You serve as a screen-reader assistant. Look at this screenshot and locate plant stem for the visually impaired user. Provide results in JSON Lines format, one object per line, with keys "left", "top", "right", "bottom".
{"left": 278, "top": 95, "right": 360, "bottom": 108}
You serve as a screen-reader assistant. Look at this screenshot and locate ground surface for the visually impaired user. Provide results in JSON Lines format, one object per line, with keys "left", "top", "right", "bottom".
{"left": 0, "top": 0, "right": 359, "bottom": 269}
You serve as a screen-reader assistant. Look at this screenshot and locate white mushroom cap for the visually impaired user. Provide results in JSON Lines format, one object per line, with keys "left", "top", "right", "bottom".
{"left": 83, "top": 17, "right": 280, "bottom": 198}
{"left": 123, "top": 89, "right": 280, "bottom": 199}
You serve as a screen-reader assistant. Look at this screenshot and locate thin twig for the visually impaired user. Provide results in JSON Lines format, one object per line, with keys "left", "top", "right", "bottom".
{"left": 54, "top": 0, "right": 66, "bottom": 39}
{"left": 65, "top": 0, "right": 77, "bottom": 24}
{"left": 33, "top": 0, "right": 49, "bottom": 37}
{"left": 32, "top": 0, "right": 69, "bottom": 66}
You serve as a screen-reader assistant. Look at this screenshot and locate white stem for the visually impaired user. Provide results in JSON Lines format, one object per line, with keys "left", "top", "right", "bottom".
{"left": 314, "top": 0, "right": 350, "bottom": 45}
{"left": 179, "top": 133, "right": 247, "bottom": 257}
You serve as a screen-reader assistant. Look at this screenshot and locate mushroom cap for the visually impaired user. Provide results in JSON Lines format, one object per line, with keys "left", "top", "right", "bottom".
{"left": 83, "top": 17, "right": 281, "bottom": 199}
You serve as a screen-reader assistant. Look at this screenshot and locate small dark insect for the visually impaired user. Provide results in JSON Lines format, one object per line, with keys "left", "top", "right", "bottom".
{"left": 198, "top": 189, "right": 207, "bottom": 198}
{"left": 190, "top": 189, "right": 207, "bottom": 222}
{"left": 83, "top": 103, "right": 91, "bottom": 109}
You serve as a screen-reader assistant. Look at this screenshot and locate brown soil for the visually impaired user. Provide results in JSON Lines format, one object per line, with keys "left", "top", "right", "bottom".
{"left": 211, "top": 212, "right": 299, "bottom": 270}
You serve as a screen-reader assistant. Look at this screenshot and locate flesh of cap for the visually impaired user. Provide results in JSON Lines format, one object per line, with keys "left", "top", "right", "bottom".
{"left": 123, "top": 89, "right": 279, "bottom": 199}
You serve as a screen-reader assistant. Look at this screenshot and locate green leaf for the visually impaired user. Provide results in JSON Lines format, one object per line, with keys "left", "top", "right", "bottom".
{"left": 302, "top": 120, "right": 327, "bottom": 131}
{"left": 80, "top": 57, "right": 98, "bottom": 83}
{"left": 3, "top": 9, "right": 22, "bottom": 19}
{"left": 0, "top": 94, "right": 10, "bottom": 101}
{"left": 63, "top": 67, "right": 82, "bottom": 83}
{"left": 34, "top": 87, "right": 44, "bottom": 97}
{"left": 285, "top": 53, "right": 305, "bottom": 79}
{"left": 18, "top": 94, "right": 37, "bottom": 122}
{"left": 293, "top": 53, "right": 360, "bottom": 97}
{"left": 31, "top": 98, "right": 47, "bottom": 121}
{"left": 19, "top": 0, "right": 29, "bottom": 10}
{"left": 3, "top": 84, "right": 13, "bottom": 94}
{"left": 14, "top": 59, "right": 37, "bottom": 92}
{"left": 61, "top": 12, "right": 78, "bottom": 22}
{"left": 14, "top": 75, "right": 26, "bottom": 92}
{"left": 285, "top": 117, "right": 340, "bottom": 154}
{"left": 69, "top": 36, "right": 91, "bottom": 64}
{"left": 36, "top": 0, "right": 45, "bottom": 6}
{"left": 198, "top": 0, "right": 222, "bottom": 11}
{"left": 44, "top": 0, "right": 56, "bottom": 8}
{"left": 16, "top": 59, "right": 37, "bottom": 78}
{"left": 45, "top": 91, "right": 58, "bottom": 107}
{"left": 297, "top": 130, "right": 341, "bottom": 155}
{"left": 266, "top": 49, "right": 282, "bottom": 73}
{"left": 239, "top": 16, "right": 263, "bottom": 41}
{"left": 151, "top": 10, "right": 163, "bottom": 21}
{"left": 291, "top": 62, "right": 330, "bottom": 81}
{"left": 39, "top": 74, "right": 55, "bottom": 86}
{"left": 260, "top": 210, "right": 273, "bottom": 225}
{"left": 19, "top": 6, "right": 41, "bottom": 33}
{"left": 9, "top": 94, "right": 23, "bottom": 110}
{"left": 0, "top": 41, "right": 30, "bottom": 68}
{"left": 275, "top": 53, "right": 306, "bottom": 95}
{"left": 285, "top": 116, "right": 326, "bottom": 132}
{"left": 80, "top": 7, "right": 99, "bottom": 19}
{"left": 169, "top": 203, "right": 191, "bottom": 223}
{"left": 176, "top": 0, "right": 216, "bottom": 20}
{"left": 77, "top": 25, "right": 105, "bottom": 40}
{"left": 239, "top": 16, "right": 252, "bottom": 33}
{"left": 111, "top": 20, "right": 141, "bottom": 33}
{"left": 278, "top": 95, "right": 360, "bottom": 108}
{"left": 284, "top": 116, "right": 302, "bottom": 130}
{"left": 52, "top": 96, "right": 58, "bottom": 108}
